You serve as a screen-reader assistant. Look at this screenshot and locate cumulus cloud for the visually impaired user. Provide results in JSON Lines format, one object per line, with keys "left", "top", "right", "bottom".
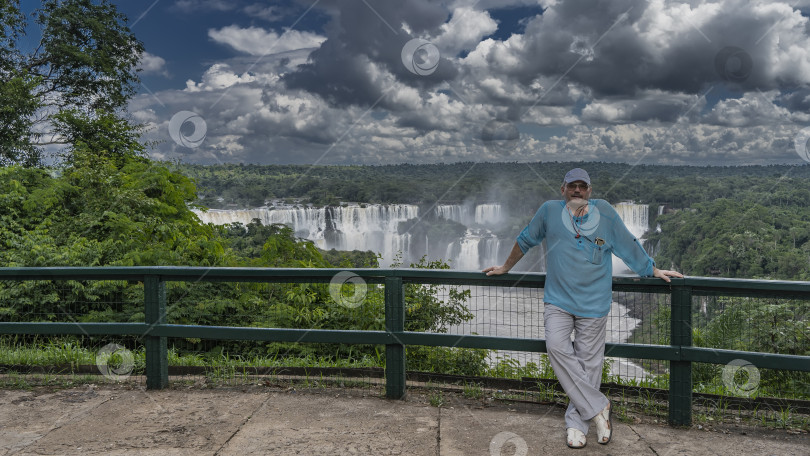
{"left": 183, "top": 63, "right": 258, "bottom": 92}
{"left": 703, "top": 91, "right": 793, "bottom": 126}
{"left": 208, "top": 26, "right": 326, "bottom": 56}
{"left": 432, "top": 7, "right": 498, "bottom": 57}
{"left": 582, "top": 91, "right": 705, "bottom": 123}
{"left": 133, "top": 0, "right": 810, "bottom": 166}
{"left": 530, "top": 123, "right": 803, "bottom": 165}
{"left": 778, "top": 87, "right": 810, "bottom": 112}
{"left": 173, "top": 0, "right": 233, "bottom": 14}
{"left": 242, "top": 3, "right": 287, "bottom": 22}
{"left": 137, "top": 52, "right": 169, "bottom": 77}
{"left": 459, "top": 0, "right": 810, "bottom": 95}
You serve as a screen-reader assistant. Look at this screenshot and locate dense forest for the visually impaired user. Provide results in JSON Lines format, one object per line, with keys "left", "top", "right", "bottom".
{"left": 177, "top": 161, "right": 810, "bottom": 211}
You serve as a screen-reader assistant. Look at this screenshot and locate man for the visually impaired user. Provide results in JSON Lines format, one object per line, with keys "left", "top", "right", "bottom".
{"left": 483, "top": 168, "right": 682, "bottom": 449}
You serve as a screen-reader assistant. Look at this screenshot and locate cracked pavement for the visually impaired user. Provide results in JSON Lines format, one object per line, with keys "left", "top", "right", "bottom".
{"left": 0, "top": 385, "right": 807, "bottom": 455}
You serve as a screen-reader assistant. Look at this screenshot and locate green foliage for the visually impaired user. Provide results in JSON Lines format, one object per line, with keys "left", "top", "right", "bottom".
{"left": 321, "top": 248, "right": 380, "bottom": 268}
{"left": 637, "top": 295, "right": 810, "bottom": 399}
{"left": 487, "top": 356, "right": 542, "bottom": 379}
{"left": 428, "top": 390, "right": 445, "bottom": 407}
{"left": 398, "top": 256, "right": 473, "bottom": 333}
{"left": 647, "top": 182, "right": 810, "bottom": 280}
{"left": 53, "top": 110, "right": 147, "bottom": 167}
{"left": 462, "top": 382, "right": 484, "bottom": 399}
{"left": 0, "top": 71, "right": 42, "bottom": 165}
{"left": 0, "top": 153, "right": 478, "bottom": 369}
{"left": 0, "top": 0, "right": 144, "bottom": 165}
{"left": 698, "top": 298, "right": 809, "bottom": 356}
{"left": 407, "top": 346, "right": 489, "bottom": 376}
{"left": 35, "top": 0, "right": 142, "bottom": 108}
{"left": 0, "top": 156, "right": 224, "bottom": 269}
{"left": 691, "top": 297, "right": 810, "bottom": 397}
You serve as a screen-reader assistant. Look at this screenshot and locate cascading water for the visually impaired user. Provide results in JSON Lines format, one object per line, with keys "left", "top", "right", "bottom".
{"left": 474, "top": 203, "right": 503, "bottom": 226}
{"left": 436, "top": 204, "right": 472, "bottom": 225}
{"left": 196, "top": 205, "right": 417, "bottom": 267}
{"left": 195, "top": 201, "right": 651, "bottom": 271}
{"left": 455, "top": 233, "right": 481, "bottom": 270}
{"left": 611, "top": 202, "right": 651, "bottom": 274}
{"left": 613, "top": 202, "right": 649, "bottom": 239}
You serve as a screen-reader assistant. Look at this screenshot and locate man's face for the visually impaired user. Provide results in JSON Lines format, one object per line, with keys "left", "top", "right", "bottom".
{"left": 561, "top": 180, "right": 592, "bottom": 205}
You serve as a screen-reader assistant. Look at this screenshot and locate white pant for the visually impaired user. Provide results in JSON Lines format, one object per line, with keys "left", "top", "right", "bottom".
{"left": 544, "top": 303, "right": 610, "bottom": 434}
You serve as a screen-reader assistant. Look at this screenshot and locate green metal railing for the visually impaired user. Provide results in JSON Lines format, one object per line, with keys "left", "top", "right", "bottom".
{"left": 1, "top": 267, "right": 809, "bottom": 426}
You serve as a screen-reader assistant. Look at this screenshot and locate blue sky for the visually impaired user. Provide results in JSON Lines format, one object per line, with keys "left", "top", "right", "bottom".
{"left": 25, "top": 1, "right": 810, "bottom": 166}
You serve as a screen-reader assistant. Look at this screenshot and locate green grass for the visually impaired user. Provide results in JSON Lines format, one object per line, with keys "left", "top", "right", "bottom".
{"left": 0, "top": 336, "right": 382, "bottom": 371}
{"left": 428, "top": 390, "right": 445, "bottom": 407}
{"left": 0, "top": 337, "right": 96, "bottom": 366}
{"left": 462, "top": 382, "right": 483, "bottom": 399}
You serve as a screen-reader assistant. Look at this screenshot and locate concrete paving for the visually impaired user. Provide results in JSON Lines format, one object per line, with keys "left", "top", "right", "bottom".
{"left": 0, "top": 385, "right": 807, "bottom": 455}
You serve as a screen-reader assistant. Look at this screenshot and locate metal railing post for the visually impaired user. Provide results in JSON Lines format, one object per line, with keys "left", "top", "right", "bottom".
{"left": 144, "top": 275, "right": 168, "bottom": 389}
{"left": 669, "top": 284, "right": 693, "bottom": 425}
{"left": 385, "top": 276, "right": 406, "bottom": 399}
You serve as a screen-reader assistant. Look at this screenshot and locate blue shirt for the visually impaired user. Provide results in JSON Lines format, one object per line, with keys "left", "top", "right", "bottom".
{"left": 516, "top": 199, "right": 655, "bottom": 318}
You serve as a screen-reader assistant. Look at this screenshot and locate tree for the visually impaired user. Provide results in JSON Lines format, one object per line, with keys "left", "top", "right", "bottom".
{"left": 0, "top": 0, "right": 144, "bottom": 166}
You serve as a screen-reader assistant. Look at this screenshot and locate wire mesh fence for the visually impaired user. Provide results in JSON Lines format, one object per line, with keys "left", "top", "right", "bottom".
{"left": 688, "top": 294, "right": 810, "bottom": 426}
{"left": 158, "top": 280, "right": 385, "bottom": 390}
{"left": 0, "top": 279, "right": 143, "bottom": 324}
{"left": 404, "top": 285, "right": 672, "bottom": 385}
{"left": 0, "top": 334, "right": 147, "bottom": 388}
{"left": 0, "top": 279, "right": 146, "bottom": 388}
{"left": 0, "top": 272, "right": 808, "bottom": 430}
{"left": 690, "top": 294, "right": 809, "bottom": 399}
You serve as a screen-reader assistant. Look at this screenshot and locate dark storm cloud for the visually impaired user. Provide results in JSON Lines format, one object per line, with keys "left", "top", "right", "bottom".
{"left": 493, "top": 0, "right": 810, "bottom": 97}
{"left": 281, "top": 0, "right": 458, "bottom": 109}
{"left": 779, "top": 88, "right": 810, "bottom": 112}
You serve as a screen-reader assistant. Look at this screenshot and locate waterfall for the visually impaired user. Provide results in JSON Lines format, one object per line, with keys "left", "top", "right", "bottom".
{"left": 456, "top": 233, "right": 481, "bottom": 270}
{"left": 436, "top": 204, "right": 471, "bottom": 225}
{"left": 656, "top": 205, "right": 664, "bottom": 232}
{"left": 196, "top": 201, "right": 651, "bottom": 271}
{"left": 481, "top": 236, "right": 501, "bottom": 269}
{"left": 611, "top": 202, "right": 651, "bottom": 274}
{"left": 474, "top": 204, "right": 503, "bottom": 226}
{"left": 438, "top": 230, "right": 503, "bottom": 271}
{"left": 195, "top": 205, "right": 417, "bottom": 267}
{"left": 613, "top": 202, "right": 649, "bottom": 239}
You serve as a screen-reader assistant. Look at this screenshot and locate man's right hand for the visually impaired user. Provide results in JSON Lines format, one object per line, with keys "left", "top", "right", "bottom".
{"left": 483, "top": 243, "right": 524, "bottom": 276}
{"left": 483, "top": 265, "right": 509, "bottom": 276}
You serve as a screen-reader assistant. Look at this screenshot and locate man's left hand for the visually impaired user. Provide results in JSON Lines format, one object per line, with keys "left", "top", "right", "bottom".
{"left": 653, "top": 267, "right": 684, "bottom": 283}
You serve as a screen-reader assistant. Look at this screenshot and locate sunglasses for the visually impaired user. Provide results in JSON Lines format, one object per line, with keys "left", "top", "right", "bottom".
{"left": 565, "top": 183, "right": 590, "bottom": 190}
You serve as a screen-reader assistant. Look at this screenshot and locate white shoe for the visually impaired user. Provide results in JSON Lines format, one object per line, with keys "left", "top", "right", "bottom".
{"left": 566, "top": 427, "right": 586, "bottom": 449}
{"left": 592, "top": 402, "right": 612, "bottom": 444}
